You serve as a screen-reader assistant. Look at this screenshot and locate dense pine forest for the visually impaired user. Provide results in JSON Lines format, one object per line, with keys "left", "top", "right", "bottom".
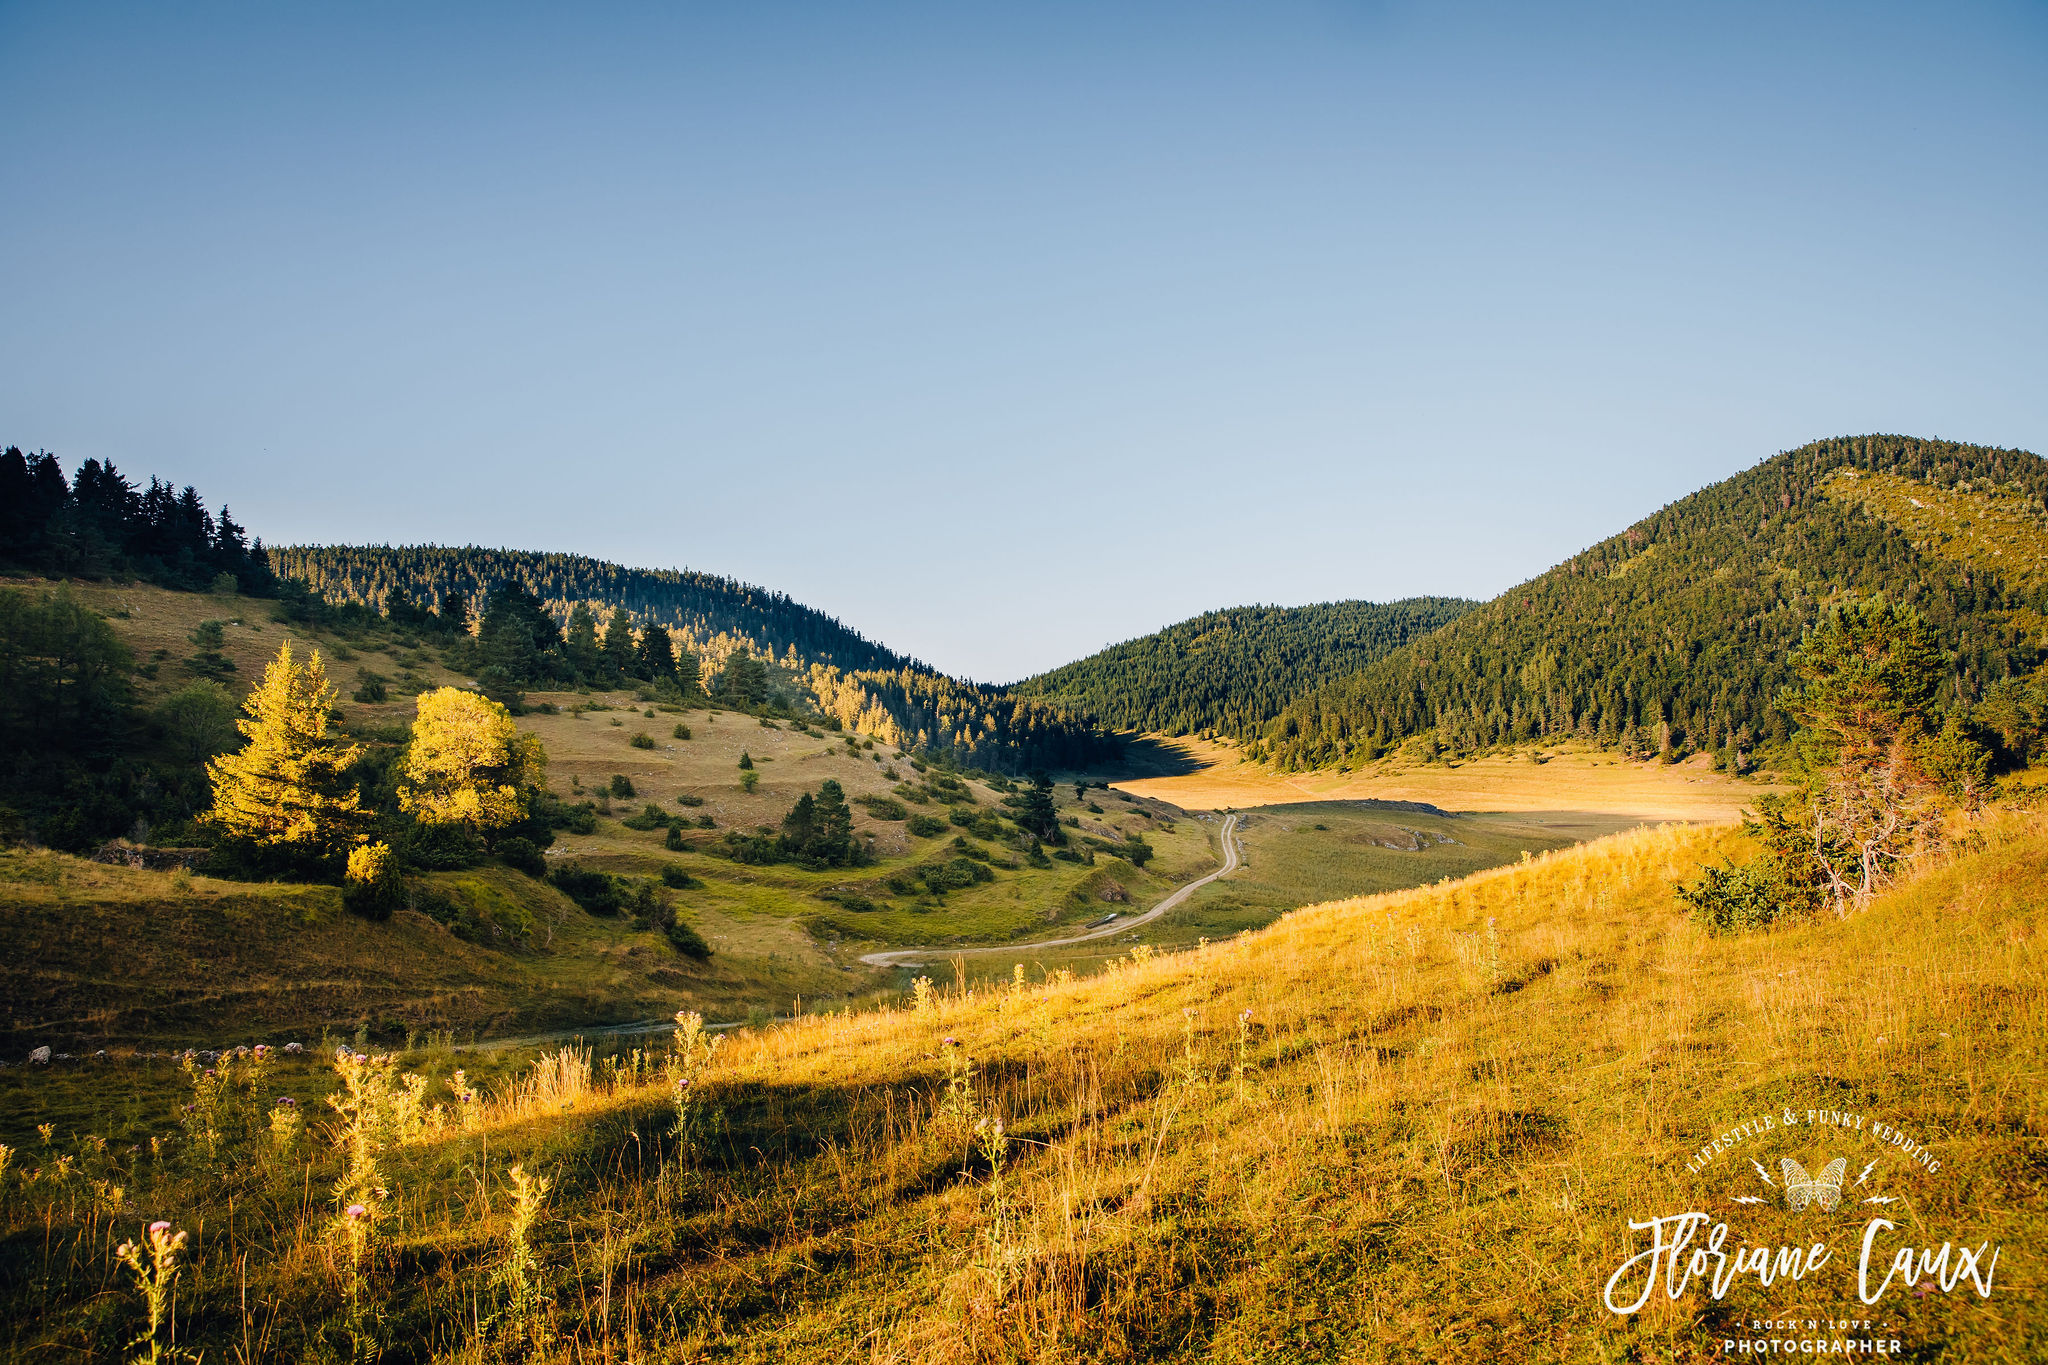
{"left": 271, "top": 545, "right": 1119, "bottom": 773}
{"left": 1011, "top": 598, "right": 1475, "bottom": 738}
{"left": 1260, "top": 435, "right": 2048, "bottom": 769}
{"left": 0, "top": 447, "right": 273, "bottom": 593}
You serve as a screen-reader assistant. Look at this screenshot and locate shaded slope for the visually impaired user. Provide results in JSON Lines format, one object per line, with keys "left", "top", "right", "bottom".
{"left": 1012, "top": 597, "right": 1476, "bottom": 738}
{"left": 1262, "top": 434, "right": 2048, "bottom": 768}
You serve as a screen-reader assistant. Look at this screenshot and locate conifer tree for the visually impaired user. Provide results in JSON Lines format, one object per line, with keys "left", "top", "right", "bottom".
{"left": 601, "top": 608, "right": 638, "bottom": 681}
{"left": 637, "top": 623, "right": 677, "bottom": 680}
{"left": 1017, "top": 772, "right": 1063, "bottom": 843}
{"left": 398, "top": 687, "right": 547, "bottom": 832}
{"left": 674, "top": 643, "right": 702, "bottom": 697}
{"left": 205, "top": 640, "right": 365, "bottom": 859}
{"left": 565, "top": 603, "right": 602, "bottom": 679}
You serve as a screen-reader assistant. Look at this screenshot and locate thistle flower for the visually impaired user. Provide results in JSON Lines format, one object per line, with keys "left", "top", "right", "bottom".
{"left": 345, "top": 1203, "right": 367, "bottom": 1221}
{"left": 149, "top": 1220, "right": 171, "bottom": 1235}
{"left": 943, "top": 1036, "right": 957, "bottom": 1046}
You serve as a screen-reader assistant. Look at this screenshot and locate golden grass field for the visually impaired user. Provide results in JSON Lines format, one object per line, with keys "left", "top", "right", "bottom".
{"left": 3, "top": 796, "right": 2039, "bottom": 1362}
{"left": 1113, "top": 734, "right": 1769, "bottom": 822}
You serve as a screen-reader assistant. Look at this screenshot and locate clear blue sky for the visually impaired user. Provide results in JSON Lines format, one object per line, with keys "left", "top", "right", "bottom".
{"left": 4, "top": 2, "right": 2044, "bottom": 681}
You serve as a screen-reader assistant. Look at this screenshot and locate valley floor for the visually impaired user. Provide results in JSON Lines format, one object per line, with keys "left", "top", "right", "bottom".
{"left": 1112, "top": 735, "right": 1769, "bottom": 822}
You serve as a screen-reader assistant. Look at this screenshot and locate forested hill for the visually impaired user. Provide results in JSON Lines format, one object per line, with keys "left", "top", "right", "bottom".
{"left": 269, "top": 544, "right": 1118, "bottom": 773}
{"left": 1260, "top": 435, "right": 2048, "bottom": 770}
{"left": 1011, "top": 598, "right": 1476, "bottom": 738}
{"left": 271, "top": 545, "right": 913, "bottom": 675}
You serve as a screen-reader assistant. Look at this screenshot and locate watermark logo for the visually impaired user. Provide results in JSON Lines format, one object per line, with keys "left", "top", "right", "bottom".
{"left": 1601, "top": 1104, "right": 2003, "bottom": 1355}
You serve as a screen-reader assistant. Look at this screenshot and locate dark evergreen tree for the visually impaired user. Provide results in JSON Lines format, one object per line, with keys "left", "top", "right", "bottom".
{"left": 601, "top": 608, "right": 639, "bottom": 681}
{"left": 637, "top": 622, "right": 677, "bottom": 680}
{"left": 1016, "top": 772, "right": 1063, "bottom": 843}
{"left": 565, "top": 603, "right": 602, "bottom": 679}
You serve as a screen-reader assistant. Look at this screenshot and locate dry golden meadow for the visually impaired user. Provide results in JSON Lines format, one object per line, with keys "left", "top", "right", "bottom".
{"left": 1112, "top": 735, "right": 1768, "bottom": 823}
{"left": 3, "top": 800, "right": 2039, "bottom": 1362}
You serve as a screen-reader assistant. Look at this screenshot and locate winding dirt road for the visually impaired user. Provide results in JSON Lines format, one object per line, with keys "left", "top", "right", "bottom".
{"left": 856, "top": 812, "right": 1240, "bottom": 970}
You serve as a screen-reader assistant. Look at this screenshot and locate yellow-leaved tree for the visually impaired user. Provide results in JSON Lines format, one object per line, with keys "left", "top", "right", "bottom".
{"left": 206, "top": 640, "right": 365, "bottom": 859}
{"left": 398, "top": 687, "right": 546, "bottom": 832}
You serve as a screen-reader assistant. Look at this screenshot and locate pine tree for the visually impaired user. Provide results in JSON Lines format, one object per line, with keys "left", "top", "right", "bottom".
{"left": 1017, "top": 772, "right": 1063, "bottom": 843}
{"left": 602, "top": 609, "right": 638, "bottom": 681}
{"left": 674, "top": 643, "right": 702, "bottom": 697}
{"left": 205, "top": 641, "right": 365, "bottom": 859}
{"left": 637, "top": 623, "right": 677, "bottom": 680}
{"left": 565, "top": 603, "right": 602, "bottom": 679}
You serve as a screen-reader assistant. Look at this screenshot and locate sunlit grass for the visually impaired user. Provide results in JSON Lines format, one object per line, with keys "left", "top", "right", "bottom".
{"left": 3, "top": 813, "right": 2042, "bottom": 1361}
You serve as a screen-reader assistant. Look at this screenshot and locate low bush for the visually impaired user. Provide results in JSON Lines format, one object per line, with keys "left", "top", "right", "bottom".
{"left": 905, "top": 814, "right": 948, "bottom": 838}
{"left": 666, "top": 919, "right": 712, "bottom": 959}
{"left": 660, "top": 864, "right": 695, "bottom": 888}
{"left": 550, "top": 864, "right": 622, "bottom": 915}
{"left": 621, "top": 803, "right": 671, "bottom": 831}
{"left": 630, "top": 732, "right": 656, "bottom": 749}
{"left": 858, "top": 795, "right": 908, "bottom": 821}
{"left": 497, "top": 836, "right": 546, "bottom": 878}
{"left": 609, "top": 774, "right": 636, "bottom": 799}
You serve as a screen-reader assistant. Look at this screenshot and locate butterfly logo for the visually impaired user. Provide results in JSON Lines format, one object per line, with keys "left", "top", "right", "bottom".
{"left": 1781, "top": 1157, "right": 1846, "bottom": 1213}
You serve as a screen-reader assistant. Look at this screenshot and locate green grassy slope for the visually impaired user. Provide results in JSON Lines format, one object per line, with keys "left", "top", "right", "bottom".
{"left": 1263, "top": 434, "right": 2048, "bottom": 769}
{"left": 1011, "top": 597, "right": 1475, "bottom": 738}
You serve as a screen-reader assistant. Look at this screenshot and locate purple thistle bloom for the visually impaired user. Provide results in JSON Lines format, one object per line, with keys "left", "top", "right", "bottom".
{"left": 149, "top": 1220, "right": 171, "bottom": 1235}
{"left": 346, "top": 1203, "right": 367, "bottom": 1220}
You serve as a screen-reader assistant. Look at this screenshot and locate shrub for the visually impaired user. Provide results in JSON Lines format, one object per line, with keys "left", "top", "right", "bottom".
{"left": 740, "top": 770, "right": 759, "bottom": 794}
{"left": 497, "top": 836, "right": 546, "bottom": 878}
{"left": 659, "top": 864, "right": 694, "bottom": 888}
{"left": 858, "top": 795, "right": 908, "bottom": 821}
{"left": 905, "top": 814, "right": 948, "bottom": 838}
{"left": 722, "top": 830, "right": 781, "bottom": 864}
{"left": 621, "top": 803, "right": 671, "bottom": 831}
{"left": 399, "top": 821, "right": 487, "bottom": 871}
{"left": 1123, "top": 836, "right": 1155, "bottom": 869}
{"left": 609, "top": 774, "right": 636, "bottom": 799}
{"left": 550, "top": 864, "right": 622, "bottom": 915}
{"left": 664, "top": 823, "right": 686, "bottom": 851}
{"left": 673, "top": 794, "right": 705, "bottom": 807}
{"left": 352, "top": 672, "right": 388, "bottom": 704}
{"left": 666, "top": 920, "right": 713, "bottom": 959}
{"left": 672, "top": 723, "right": 691, "bottom": 740}
{"left": 1675, "top": 855, "right": 1817, "bottom": 935}
{"left": 630, "top": 732, "right": 655, "bottom": 750}
{"left": 343, "top": 842, "right": 400, "bottom": 920}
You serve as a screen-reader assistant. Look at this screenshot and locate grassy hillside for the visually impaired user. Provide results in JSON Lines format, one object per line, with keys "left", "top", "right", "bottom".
{"left": 270, "top": 544, "right": 1118, "bottom": 771}
{"left": 1262, "top": 434, "right": 2048, "bottom": 770}
{"left": 1010, "top": 597, "right": 1475, "bottom": 739}
{"left": 4, "top": 581, "right": 1630, "bottom": 1056}
{"left": 4, "top": 803, "right": 2039, "bottom": 1361}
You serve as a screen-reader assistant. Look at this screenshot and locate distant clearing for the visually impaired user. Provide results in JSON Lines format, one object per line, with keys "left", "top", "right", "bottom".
{"left": 1110, "top": 736, "right": 1767, "bottom": 821}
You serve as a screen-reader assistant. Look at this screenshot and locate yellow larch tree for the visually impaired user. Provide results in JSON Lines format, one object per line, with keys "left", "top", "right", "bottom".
{"left": 397, "top": 687, "right": 547, "bottom": 832}
{"left": 205, "top": 640, "right": 366, "bottom": 856}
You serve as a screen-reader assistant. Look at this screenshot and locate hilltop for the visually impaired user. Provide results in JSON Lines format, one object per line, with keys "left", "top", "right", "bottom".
{"left": 1010, "top": 597, "right": 1475, "bottom": 738}
{"left": 1260, "top": 434, "right": 2048, "bottom": 770}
